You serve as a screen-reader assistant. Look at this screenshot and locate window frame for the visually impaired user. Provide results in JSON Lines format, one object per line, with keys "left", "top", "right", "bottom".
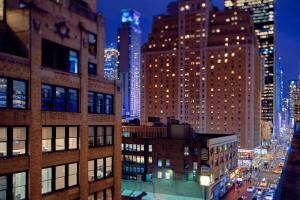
{"left": 0, "top": 126, "right": 28, "bottom": 158}
{"left": 41, "top": 39, "right": 80, "bottom": 74}
{"left": 41, "top": 163, "right": 79, "bottom": 195}
{"left": 88, "top": 157, "right": 113, "bottom": 182}
{"left": 88, "top": 91, "right": 114, "bottom": 115}
{"left": 88, "top": 32, "right": 97, "bottom": 56}
{"left": 88, "top": 62, "right": 97, "bottom": 75}
{"left": 42, "top": 126, "right": 79, "bottom": 153}
{"left": 0, "top": 76, "right": 28, "bottom": 110}
{"left": 41, "top": 84, "right": 79, "bottom": 112}
{"left": 0, "top": 171, "right": 28, "bottom": 200}
{"left": 88, "top": 126, "right": 114, "bottom": 148}
{"left": 88, "top": 187, "right": 114, "bottom": 200}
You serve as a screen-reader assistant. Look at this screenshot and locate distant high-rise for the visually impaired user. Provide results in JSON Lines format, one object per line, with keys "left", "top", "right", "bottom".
{"left": 118, "top": 9, "right": 141, "bottom": 118}
{"left": 141, "top": 0, "right": 261, "bottom": 149}
{"left": 275, "top": 57, "right": 283, "bottom": 133}
{"left": 289, "top": 80, "right": 297, "bottom": 128}
{"left": 224, "top": 0, "right": 275, "bottom": 124}
{"left": 104, "top": 46, "right": 119, "bottom": 80}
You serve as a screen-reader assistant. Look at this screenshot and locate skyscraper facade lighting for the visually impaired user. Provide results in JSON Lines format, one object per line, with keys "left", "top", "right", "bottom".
{"left": 224, "top": 0, "right": 275, "bottom": 124}
{"left": 118, "top": 9, "right": 141, "bottom": 118}
{"left": 104, "top": 47, "right": 119, "bottom": 80}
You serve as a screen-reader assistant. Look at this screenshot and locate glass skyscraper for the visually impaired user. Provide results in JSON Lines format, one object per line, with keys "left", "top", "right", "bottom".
{"left": 118, "top": 9, "right": 141, "bottom": 118}
{"left": 225, "top": 0, "right": 275, "bottom": 123}
{"left": 104, "top": 46, "right": 119, "bottom": 80}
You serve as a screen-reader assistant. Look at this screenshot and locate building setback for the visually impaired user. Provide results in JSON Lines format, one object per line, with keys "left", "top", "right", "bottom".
{"left": 0, "top": 0, "right": 121, "bottom": 199}
{"left": 224, "top": 0, "right": 275, "bottom": 125}
{"left": 121, "top": 122, "right": 238, "bottom": 200}
{"left": 118, "top": 9, "right": 141, "bottom": 118}
{"left": 141, "top": 0, "right": 261, "bottom": 149}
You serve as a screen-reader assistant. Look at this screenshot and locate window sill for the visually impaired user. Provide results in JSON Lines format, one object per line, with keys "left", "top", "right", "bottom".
{"left": 0, "top": 154, "right": 28, "bottom": 159}
{"left": 89, "top": 145, "right": 113, "bottom": 149}
{"left": 41, "top": 110, "right": 80, "bottom": 113}
{"left": 41, "top": 66, "right": 80, "bottom": 76}
{"left": 88, "top": 112, "right": 114, "bottom": 115}
{"left": 42, "top": 149, "right": 79, "bottom": 154}
{"left": 42, "top": 184, "right": 79, "bottom": 196}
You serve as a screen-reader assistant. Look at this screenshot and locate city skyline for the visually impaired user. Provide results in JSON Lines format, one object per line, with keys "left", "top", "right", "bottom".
{"left": 98, "top": 0, "right": 300, "bottom": 89}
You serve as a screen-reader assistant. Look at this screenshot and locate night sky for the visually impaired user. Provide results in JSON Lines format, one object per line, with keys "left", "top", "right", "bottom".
{"left": 98, "top": 0, "right": 300, "bottom": 95}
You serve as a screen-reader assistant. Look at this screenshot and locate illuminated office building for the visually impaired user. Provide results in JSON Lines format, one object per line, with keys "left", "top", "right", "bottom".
{"left": 104, "top": 46, "right": 119, "bottom": 80}
{"left": 0, "top": 0, "right": 121, "bottom": 199}
{"left": 118, "top": 9, "right": 141, "bottom": 118}
{"left": 288, "top": 80, "right": 297, "bottom": 128}
{"left": 224, "top": 0, "right": 275, "bottom": 124}
{"left": 275, "top": 57, "right": 283, "bottom": 133}
{"left": 142, "top": 0, "right": 261, "bottom": 149}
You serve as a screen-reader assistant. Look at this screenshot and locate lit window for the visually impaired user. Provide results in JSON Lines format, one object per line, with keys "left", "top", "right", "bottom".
{"left": 148, "top": 145, "right": 152, "bottom": 152}
{"left": 0, "top": 127, "right": 27, "bottom": 157}
{"left": 157, "top": 160, "right": 162, "bottom": 167}
{"left": 42, "top": 168, "right": 52, "bottom": 194}
{"left": 157, "top": 171, "right": 162, "bottom": 179}
{"left": 0, "top": 0, "right": 4, "bottom": 21}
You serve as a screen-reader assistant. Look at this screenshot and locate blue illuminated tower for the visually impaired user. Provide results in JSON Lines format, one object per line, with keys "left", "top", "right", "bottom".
{"left": 118, "top": 9, "right": 141, "bottom": 118}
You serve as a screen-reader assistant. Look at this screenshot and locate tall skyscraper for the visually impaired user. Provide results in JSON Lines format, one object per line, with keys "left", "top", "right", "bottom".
{"left": 118, "top": 9, "right": 141, "bottom": 118}
{"left": 104, "top": 46, "right": 119, "bottom": 80}
{"left": 275, "top": 57, "right": 283, "bottom": 133}
{"left": 288, "top": 80, "right": 297, "bottom": 128}
{"left": 0, "top": 0, "right": 121, "bottom": 199}
{"left": 141, "top": 0, "right": 261, "bottom": 149}
{"left": 224, "top": 0, "right": 275, "bottom": 124}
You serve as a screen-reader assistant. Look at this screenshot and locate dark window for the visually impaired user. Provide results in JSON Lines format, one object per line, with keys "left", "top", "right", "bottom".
{"left": 42, "top": 163, "right": 78, "bottom": 195}
{"left": 105, "top": 95, "right": 113, "bottom": 114}
{"left": 42, "top": 39, "right": 79, "bottom": 74}
{"left": 96, "top": 93, "right": 104, "bottom": 113}
{"left": 88, "top": 92, "right": 94, "bottom": 113}
{"left": 0, "top": 171, "right": 27, "bottom": 200}
{"left": 88, "top": 91, "right": 113, "bottom": 114}
{"left": 0, "top": 126, "right": 27, "bottom": 157}
{"left": 41, "top": 85, "right": 53, "bottom": 110}
{"left": 88, "top": 33, "right": 97, "bottom": 55}
{"left": 88, "top": 157, "right": 113, "bottom": 182}
{"left": 68, "top": 89, "right": 78, "bottom": 112}
{"left": 0, "top": 77, "right": 27, "bottom": 109}
{"left": 41, "top": 84, "right": 79, "bottom": 112}
{"left": 88, "top": 126, "right": 114, "bottom": 148}
{"left": 55, "top": 87, "right": 66, "bottom": 111}
{"left": 42, "top": 126, "right": 79, "bottom": 153}
{"left": 88, "top": 63, "right": 97, "bottom": 75}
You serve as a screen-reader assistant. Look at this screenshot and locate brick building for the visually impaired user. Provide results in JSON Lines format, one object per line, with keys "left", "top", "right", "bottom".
{"left": 121, "top": 121, "right": 238, "bottom": 199}
{"left": 141, "top": 0, "right": 261, "bottom": 149}
{"left": 0, "top": 0, "right": 121, "bottom": 199}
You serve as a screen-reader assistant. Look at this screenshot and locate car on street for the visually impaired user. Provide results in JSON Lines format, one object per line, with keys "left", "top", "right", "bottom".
{"left": 260, "top": 178, "right": 268, "bottom": 187}
{"left": 264, "top": 192, "right": 274, "bottom": 200}
{"left": 268, "top": 186, "right": 276, "bottom": 193}
{"left": 256, "top": 188, "right": 264, "bottom": 196}
{"left": 237, "top": 196, "right": 247, "bottom": 200}
{"left": 247, "top": 186, "right": 256, "bottom": 193}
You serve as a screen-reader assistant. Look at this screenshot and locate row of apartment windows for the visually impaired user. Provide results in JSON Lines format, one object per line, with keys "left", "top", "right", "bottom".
{"left": 0, "top": 161, "right": 112, "bottom": 199}
{"left": 122, "top": 143, "right": 145, "bottom": 152}
{"left": 88, "top": 157, "right": 113, "bottom": 182}
{"left": 0, "top": 77, "right": 114, "bottom": 114}
{"left": 0, "top": 126, "right": 114, "bottom": 158}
